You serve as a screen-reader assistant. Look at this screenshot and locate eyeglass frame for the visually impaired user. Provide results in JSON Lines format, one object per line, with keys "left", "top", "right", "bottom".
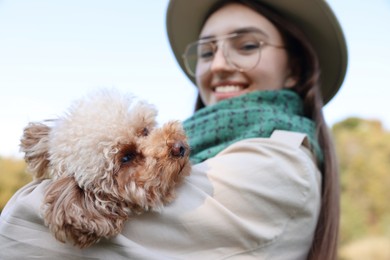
{"left": 182, "top": 30, "right": 286, "bottom": 77}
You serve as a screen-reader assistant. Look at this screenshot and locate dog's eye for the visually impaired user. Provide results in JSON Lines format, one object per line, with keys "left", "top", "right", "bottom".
{"left": 121, "top": 152, "right": 136, "bottom": 164}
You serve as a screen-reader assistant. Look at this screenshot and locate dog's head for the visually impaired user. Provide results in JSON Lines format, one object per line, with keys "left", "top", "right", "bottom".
{"left": 22, "top": 89, "right": 190, "bottom": 208}
{"left": 20, "top": 89, "right": 190, "bottom": 247}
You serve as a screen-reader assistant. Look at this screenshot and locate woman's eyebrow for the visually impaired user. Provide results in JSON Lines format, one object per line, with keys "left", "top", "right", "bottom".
{"left": 199, "top": 27, "right": 269, "bottom": 40}
{"left": 234, "top": 27, "right": 269, "bottom": 38}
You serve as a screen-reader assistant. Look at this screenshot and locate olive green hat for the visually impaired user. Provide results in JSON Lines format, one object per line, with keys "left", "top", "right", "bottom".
{"left": 166, "top": 0, "right": 348, "bottom": 104}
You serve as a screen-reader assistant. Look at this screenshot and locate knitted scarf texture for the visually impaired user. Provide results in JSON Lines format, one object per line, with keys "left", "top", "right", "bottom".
{"left": 183, "top": 90, "right": 322, "bottom": 164}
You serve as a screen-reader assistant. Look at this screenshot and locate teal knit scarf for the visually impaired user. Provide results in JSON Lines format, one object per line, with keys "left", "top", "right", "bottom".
{"left": 183, "top": 90, "right": 322, "bottom": 164}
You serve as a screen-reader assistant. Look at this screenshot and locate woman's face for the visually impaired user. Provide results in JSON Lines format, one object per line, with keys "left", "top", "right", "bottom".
{"left": 196, "top": 3, "right": 296, "bottom": 106}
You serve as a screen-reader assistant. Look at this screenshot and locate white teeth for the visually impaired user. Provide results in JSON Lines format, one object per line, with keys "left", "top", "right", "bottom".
{"left": 215, "top": 85, "right": 243, "bottom": 93}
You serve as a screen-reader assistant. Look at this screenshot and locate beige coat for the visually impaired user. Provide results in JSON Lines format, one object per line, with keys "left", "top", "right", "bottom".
{"left": 0, "top": 130, "right": 321, "bottom": 260}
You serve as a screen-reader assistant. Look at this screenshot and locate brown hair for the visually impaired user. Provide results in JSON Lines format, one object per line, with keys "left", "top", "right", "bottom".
{"left": 195, "top": 1, "right": 340, "bottom": 259}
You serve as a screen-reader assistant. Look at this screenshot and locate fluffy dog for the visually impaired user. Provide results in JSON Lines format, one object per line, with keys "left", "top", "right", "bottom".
{"left": 20, "top": 89, "right": 191, "bottom": 248}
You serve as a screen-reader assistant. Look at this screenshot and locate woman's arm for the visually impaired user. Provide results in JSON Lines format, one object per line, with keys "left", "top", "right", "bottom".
{"left": 118, "top": 130, "right": 321, "bottom": 259}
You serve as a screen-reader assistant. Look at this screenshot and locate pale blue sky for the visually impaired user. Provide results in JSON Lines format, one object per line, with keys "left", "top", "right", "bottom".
{"left": 0, "top": 0, "right": 389, "bottom": 157}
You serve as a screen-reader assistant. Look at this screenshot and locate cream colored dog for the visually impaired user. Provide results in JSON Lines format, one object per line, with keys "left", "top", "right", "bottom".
{"left": 20, "top": 89, "right": 190, "bottom": 248}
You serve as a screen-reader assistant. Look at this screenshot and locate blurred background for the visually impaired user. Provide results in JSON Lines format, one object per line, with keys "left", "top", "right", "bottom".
{"left": 0, "top": 1, "right": 389, "bottom": 259}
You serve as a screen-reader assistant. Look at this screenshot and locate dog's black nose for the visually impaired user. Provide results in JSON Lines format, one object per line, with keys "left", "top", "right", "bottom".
{"left": 171, "top": 141, "right": 186, "bottom": 157}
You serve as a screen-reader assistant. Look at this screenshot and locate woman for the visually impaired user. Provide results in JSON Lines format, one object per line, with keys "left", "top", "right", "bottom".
{"left": 166, "top": 0, "right": 347, "bottom": 259}
{"left": 0, "top": 0, "right": 347, "bottom": 259}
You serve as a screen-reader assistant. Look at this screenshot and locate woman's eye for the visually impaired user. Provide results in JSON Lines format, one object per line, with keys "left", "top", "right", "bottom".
{"left": 199, "top": 50, "right": 214, "bottom": 59}
{"left": 239, "top": 42, "right": 260, "bottom": 52}
{"left": 198, "top": 44, "right": 215, "bottom": 60}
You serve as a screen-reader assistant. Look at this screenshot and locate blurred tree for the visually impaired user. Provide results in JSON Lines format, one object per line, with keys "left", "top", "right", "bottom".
{"left": 333, "top": 118, "right": 390, "bottom": 245}
{"left": 0, "top": 158, "right": 31, "bottom": 213}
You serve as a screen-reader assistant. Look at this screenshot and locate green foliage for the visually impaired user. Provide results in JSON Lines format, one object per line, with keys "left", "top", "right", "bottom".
{"left": 0, "top": 158, "right": 32, "bottom": 213}
{"left": 333, "top": 118, "right": 390, "bottom": 246}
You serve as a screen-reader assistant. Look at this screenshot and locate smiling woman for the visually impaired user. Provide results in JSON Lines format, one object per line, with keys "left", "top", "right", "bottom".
{"left": 1, "top": 0, "right": 390, "bottom": 259}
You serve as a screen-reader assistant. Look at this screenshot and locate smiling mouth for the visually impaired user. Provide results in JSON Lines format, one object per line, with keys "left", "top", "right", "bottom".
{"left": 214, "top": 85, "right": 247, "bottom": 93}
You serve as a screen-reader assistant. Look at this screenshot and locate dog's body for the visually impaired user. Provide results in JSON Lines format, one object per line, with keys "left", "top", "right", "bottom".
{"left": 20, "top": 89, "right": 190, "bottom": 248}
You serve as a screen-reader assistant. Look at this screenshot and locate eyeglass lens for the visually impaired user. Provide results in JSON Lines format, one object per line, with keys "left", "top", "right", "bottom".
{"left": 184, "top": 32, "right": 262, "bottom": 76}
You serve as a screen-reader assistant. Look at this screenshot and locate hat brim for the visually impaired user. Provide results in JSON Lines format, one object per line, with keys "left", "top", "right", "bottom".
{"left": 166, "top": 0, "right": 348, "bottom": 104}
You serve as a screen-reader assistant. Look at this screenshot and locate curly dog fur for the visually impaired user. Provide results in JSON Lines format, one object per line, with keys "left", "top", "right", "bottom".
{"left": 20, "top": 89, "right": 191, "bottom": 248}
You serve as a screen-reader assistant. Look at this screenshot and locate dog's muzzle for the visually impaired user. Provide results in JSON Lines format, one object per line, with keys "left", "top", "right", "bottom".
{"left": 171, "top": 141, "right": 187, "bottom": 158}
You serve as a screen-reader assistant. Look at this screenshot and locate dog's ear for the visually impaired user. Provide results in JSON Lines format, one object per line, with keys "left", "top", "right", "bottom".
{"left": 20, "top": 122, "right": 51, "bottom": 179}
{"left": 43, "top": 176, "right": 128, "bottom": 248}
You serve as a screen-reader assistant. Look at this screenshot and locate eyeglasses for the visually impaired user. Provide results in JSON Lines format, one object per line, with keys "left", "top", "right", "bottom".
{"left": 182, "top": 31, "right": 285, "bottom": 77}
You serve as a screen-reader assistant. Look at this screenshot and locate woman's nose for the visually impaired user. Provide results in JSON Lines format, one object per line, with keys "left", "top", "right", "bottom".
{"left": 209, "top": 47, "right": 234, "bottom": 73}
